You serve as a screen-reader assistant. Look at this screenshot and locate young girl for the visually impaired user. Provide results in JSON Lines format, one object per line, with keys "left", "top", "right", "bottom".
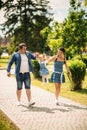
{"left": 39, "top": 54, "right": 49, "bottom": 84}
{"left": 48, "top": 47, "right": 71, "bottom": 105}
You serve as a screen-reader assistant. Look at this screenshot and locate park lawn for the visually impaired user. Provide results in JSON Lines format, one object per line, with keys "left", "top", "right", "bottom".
{"left": 0, "top": 110, "right": 20, "bottom": 130}
{"left": 0, "top": 57, "right": 10, "bottom": 68}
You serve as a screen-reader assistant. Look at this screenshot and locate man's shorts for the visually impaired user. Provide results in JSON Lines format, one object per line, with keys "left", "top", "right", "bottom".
{"left": 16, "top": 72, "right": 31, "bottom": 90}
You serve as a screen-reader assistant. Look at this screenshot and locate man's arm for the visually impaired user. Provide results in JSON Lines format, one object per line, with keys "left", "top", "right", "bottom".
{"left": 29, "top": 52, "right": 39, "bottom": 60}
{"left": 7, "top": 54, "right": 15, "bottom": 77}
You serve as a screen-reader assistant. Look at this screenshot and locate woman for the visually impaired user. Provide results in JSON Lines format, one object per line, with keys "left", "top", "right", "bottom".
{"left": 48, "top": 47, "right": 71, "bottom": 105}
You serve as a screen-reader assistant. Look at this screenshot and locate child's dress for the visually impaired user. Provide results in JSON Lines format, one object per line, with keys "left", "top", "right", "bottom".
{"left": 50, "top": 60, "right": 65, "bottom": 83}
{"left": 39, "top": 61, "right": 49, "bottom": 76}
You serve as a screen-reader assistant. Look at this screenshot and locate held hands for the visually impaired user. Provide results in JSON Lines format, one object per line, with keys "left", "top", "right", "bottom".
{"left": 34, "top": 52, "right": 39, "bottom": 58}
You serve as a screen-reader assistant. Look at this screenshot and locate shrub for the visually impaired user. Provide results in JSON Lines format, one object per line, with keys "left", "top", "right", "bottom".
{"left": 0, "top": 48, "right": 3, "bottom": 58}
{"left": 82, "top": 55, "right": 87, "bottom": 68}
{"left": 72, "top": 55, "right": 81, "bottom": 60}
{"left": 32, "top": 60, "right": 40, "bottom": 78}
{"left": 69, "top": 60, "right": 86, "bottom": 90}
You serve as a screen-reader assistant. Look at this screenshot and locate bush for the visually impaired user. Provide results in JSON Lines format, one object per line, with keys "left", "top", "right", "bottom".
{"left": 72, "top": 54, "right": 87, "bottom": 68}
{"left": 82, "top": 55, "right": 87, "bottom": 68}
{"left": 69, "top": 60, "right": 86, "bottom": 90}
{"left": 0, "top": 48, "right": 3, "bottom": 58}
{"left": 72, "top": 55, "right": 81, "bottom": 60}
{"left": 32, "top": 60, "right": 40, "bottom": 78}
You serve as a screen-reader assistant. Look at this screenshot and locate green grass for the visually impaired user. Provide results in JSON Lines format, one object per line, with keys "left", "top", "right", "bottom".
{"left": 0, "top": 110, "right": 20, "bottom": 130}
{"left": 0, "top": 57, "right": 10, "bottom": 67}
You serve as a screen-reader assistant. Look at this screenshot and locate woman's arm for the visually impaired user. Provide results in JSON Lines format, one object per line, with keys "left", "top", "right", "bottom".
{"left": 46, "top": 55, "right": 57, "bottom": 63}
{"left": 65, "top": 60, "right": 72, "bottom": 77}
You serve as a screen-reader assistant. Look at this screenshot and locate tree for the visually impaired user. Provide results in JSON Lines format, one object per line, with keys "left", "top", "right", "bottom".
{"left": 0, "top": 0, "right": 3, "bottom": 9}
{"left": 62, "top": 0, "right": 87, "bottom": 58}
{"left": 40, "top": 26, "right": 51, "bottom": 53}
{"left": 41, "top": 21, "right": 63, "bottom": 55}
{"left": 1, "top": 0, "right": 52, "bottom": 52}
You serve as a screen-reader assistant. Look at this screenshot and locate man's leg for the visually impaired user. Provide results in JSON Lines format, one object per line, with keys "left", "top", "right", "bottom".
{"left": 26, "top": 89, "right": 31, "bottom": 102}
{"left": 16, "top": 74, "right": 23, "bottom": 105}
{"left": 26, "top": 89, "right": 35, "bottom": 106}
{"left": 16, "top": 89, "right": 21, "bottom": 102}
{"left": 24, "top": 73, "right": 35, "bottom": 106}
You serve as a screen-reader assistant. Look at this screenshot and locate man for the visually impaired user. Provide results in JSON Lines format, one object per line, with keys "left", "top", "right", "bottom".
{"left": 7, "top": 43, "right": 38, "bottom": 106}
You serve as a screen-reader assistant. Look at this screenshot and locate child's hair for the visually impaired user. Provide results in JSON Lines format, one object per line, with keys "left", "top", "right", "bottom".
{"left": 58, "top": 47, "right": 65, "bottom": 53}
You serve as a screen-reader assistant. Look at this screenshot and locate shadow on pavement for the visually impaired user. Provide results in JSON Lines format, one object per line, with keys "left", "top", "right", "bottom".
{"left": 61, "top": 103, "right": 87, "bottom": 110}
{"left": 21, "top": 105, "right": 55, "bottom": 114}
{"left": 20, "top": 102, "right": 87, "bottom": 114}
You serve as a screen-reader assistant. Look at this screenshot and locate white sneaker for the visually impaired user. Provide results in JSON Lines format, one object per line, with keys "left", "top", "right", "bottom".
{"left": 55, "top": 100, "right": 59, "bottom": 105}
{"left": 17, "top": 101, "right": 21, "bottom": 106}
{"left": 28, "top": 101, "right": 35, "bottom": 107}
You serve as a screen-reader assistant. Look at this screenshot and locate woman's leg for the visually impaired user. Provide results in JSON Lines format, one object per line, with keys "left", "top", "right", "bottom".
{"left": 54, "top": 83, "right": 61, "bottom": 104}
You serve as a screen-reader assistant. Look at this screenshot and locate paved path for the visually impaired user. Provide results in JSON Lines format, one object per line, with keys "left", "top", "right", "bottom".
{"left": 0, "top": 70, "right": 87, "bottom": 130}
